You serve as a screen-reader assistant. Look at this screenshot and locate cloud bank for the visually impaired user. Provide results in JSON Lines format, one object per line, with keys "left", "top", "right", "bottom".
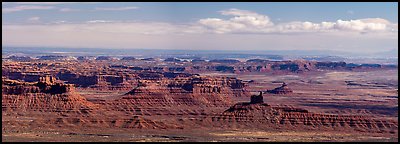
{"left": 94, "top": 6, "right": 138, "bottom": 11}
{"left": 2, "top": 5, "right": 55, "bottom": 13}
{"left": 2, "top": 8, "right": 398, "bottom": 53}
{"left": 3, "top": 7, "right": 396, "bottom": 34}
{"left": 197, "top": 8, "right": 397, "bottom": 34}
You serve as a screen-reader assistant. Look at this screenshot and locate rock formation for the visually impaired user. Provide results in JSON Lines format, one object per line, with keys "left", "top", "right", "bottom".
{"left": 267, "top": 82, "right": 293, "bottom": 94}
{"left": 210, "top": 59, "right": 240, "bottom": 64}
{"left": 121, "top": 57, "right": 136, "bottom": 60}
{"left": 250, "top": 91, "right": 264, "bottom": 104}
{"left": 164, "top": 58, "right": 181, "bottom": 62}
{"left": 2, "top": 77, "right": 74, "bottom": 95}
{"left": 2, "top": 78, "right": 94, "bottom": 114}
{"left": 122, "top": 75, "right": 250, "bottom": 107}
{"left": 96, "top": 56, "right": 113, "bottom": 61}
{"left": 210, "top": 96, "right": 398, "bottom": 133}
{"left": 7, "top": 56, "right": 33, "bottom": 61}
{"left": 2, "top": 56, "right": 398, "bottom": 136}
{"left": 38, "top": 55, "right": 66, "bottom": 60}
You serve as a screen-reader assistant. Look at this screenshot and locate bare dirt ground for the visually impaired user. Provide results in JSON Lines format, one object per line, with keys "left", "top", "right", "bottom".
{"left": 2, "top": 127, "right": 397, "bottom": 142}
{"left": 234, "top": 69, "right": 398, "bottom": 120}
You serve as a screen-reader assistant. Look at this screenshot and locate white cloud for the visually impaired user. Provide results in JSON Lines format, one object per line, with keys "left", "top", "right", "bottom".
{"left": 52, "top": 20, "right": 67, "bottom": 24}
{"left": 86, "top": 20, "right": 114, "bottom": 23}
{"left": 221, "top": 8, "right": 273, "bottom": 27}
{"left": 198, "top": 8, "right": 274, "bottom": 34}
{"left": 2, "top": 22, "right": 189, "bottom": 36}
{"left": 358, "top": 18, "right": 392, "bottom": 25}
{"left": 3, "top": 8, "right": 396, "bottom": 35}
{"left": 2, "top": 23, "right": 397, "bottom": 53}
{"left": 27, "top": 17, "right": 40, "bottom": 23}
{"left": 197, "top": 8, "right": 397, "bottom": 34}
{"left": 3, "top": 19, "right": 396, "bottom": 39}
{"left": 13, "top": 2, "right": 95, "bottom": 5}
{"left": 94, "top": 6, "right": 138, "bottom": 11}
{"left": 59, "top": 8, "right": 80, "bottom": 12}
{"left": 334, "top": 19, "right": 386, "bottom": 31}
{"left": 2, "top": 8, "right": 397, "bottom": 53}
{"left": 2, "top": 5, "right": 55, "bottom": 13}
{"left": 347, "top": 10, "right": 354, "bottom": 15}
{"left": 15, "top": 2, "right": 74, "bottom": 5}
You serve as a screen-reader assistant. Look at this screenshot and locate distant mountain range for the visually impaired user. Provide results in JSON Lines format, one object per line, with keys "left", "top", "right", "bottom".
{"left": 372, "top": 48, "right": 398, "bottom": 58}
{"left": 2, "top": 46, "right": 398, "bottom": 59}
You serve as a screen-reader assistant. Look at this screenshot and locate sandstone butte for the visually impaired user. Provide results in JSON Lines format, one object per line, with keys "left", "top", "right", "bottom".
{"left": 2, "top": 75, "right": 398, "bottom": 133}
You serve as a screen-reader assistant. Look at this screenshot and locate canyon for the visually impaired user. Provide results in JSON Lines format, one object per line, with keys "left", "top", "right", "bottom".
{"left": 2, "top": 56, "right": 398, "bottom": 142}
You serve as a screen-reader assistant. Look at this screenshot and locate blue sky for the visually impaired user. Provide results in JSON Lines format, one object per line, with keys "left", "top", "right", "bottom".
{"left": 3, "top": 2, "right": 398, "bottom": 24}
{"left": 2, "top": 2, "right": 398, "bottom": 54}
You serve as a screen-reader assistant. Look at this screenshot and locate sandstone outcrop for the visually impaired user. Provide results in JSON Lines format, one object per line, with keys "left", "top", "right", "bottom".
{"left": 121, "top": 57, "right": 136, "bottom": 61}
{"left": 38, "top": 55, "right": 66, "bottom": 60}
{"left": 2, "top": 78, "right": 95, "bottom": 114}
{"left": 2, "top": 78, "right": 182, "bottom": 130}
{"left": 164, "top": 58, "right": 181, "bottom": 62}
{"left": 210, "top": 59, "right": 240, "bottom": 64}
{"left": 96, "top": 56, "right": 113, "bottom": 61}
{"left": 122, "top": 75, "right": 250, "bottom": 107}
{"left": 267, "top": 82, "right": 293, "bottom": 94}
{"left": 210, "top": 94, "right": 398, "bottom": 133}
{"left": 7, "top": 56, "right": 33, "bottom": 61}
{"left": 2, "top": 57, "right": 398, "bottom": 134}
{"left": 77, "top": 56, "right": 90, "bottom": 61}
{"left": 316, "top": 61, "right": 346, "bottom": 69}
{"left": 250, "top": 92, "right": 264, "bottom": 104}
{"left": 2, "top": 77, "right": 74, "bottom": 95}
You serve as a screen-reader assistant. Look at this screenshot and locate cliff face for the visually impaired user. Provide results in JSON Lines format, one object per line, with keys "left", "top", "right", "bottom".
{"left": 126, "top": 76, "right": 248, "bottom": 94}
{"left": 2, "top": 78, "right": 178, "bottom": 130}
{"left": 189, "top": 60, "right": 317, "bottom": 73}
{"left": 84, "top": 75, "right": 251, "bottom": 121}
{"left": 2, "top": 93, "right": 92, "bottom": 113}
{"left": 2, "top": 78, "right": 398, "bottom": 133}
{"left": 2, "top": 78, "right": 94, "bottom": 115}
{"left": 4, "top": 59, "right": 392, "bottom": 93}
{"left": 189, "top": 60, "right": 393, "bottom": 74}
{"left": 57, "top": 71, "right": 126, "bottom": 87}
{"left": 266, "top": 83, "right": 293, "bottom": 94}
{"left": 2, "top": 77, "right": 75, "bottom": 95}
{"left": 210, "top": 102, "right": 398, "bottom": 133}
{"left": 121, "top": 75, "right": 250, "bottom": 108}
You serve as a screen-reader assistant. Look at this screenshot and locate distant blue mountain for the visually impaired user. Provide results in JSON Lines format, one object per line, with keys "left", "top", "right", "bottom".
{"left": 373, "top": 49, "right": 398, "bottom": 58}
{"left": 2, "top": 46, "right": 397, "bottom": 59}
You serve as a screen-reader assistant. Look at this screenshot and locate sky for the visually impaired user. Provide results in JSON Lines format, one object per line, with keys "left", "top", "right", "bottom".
{"left": 2, "top": 2, "right": 398, "bottom": 54}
